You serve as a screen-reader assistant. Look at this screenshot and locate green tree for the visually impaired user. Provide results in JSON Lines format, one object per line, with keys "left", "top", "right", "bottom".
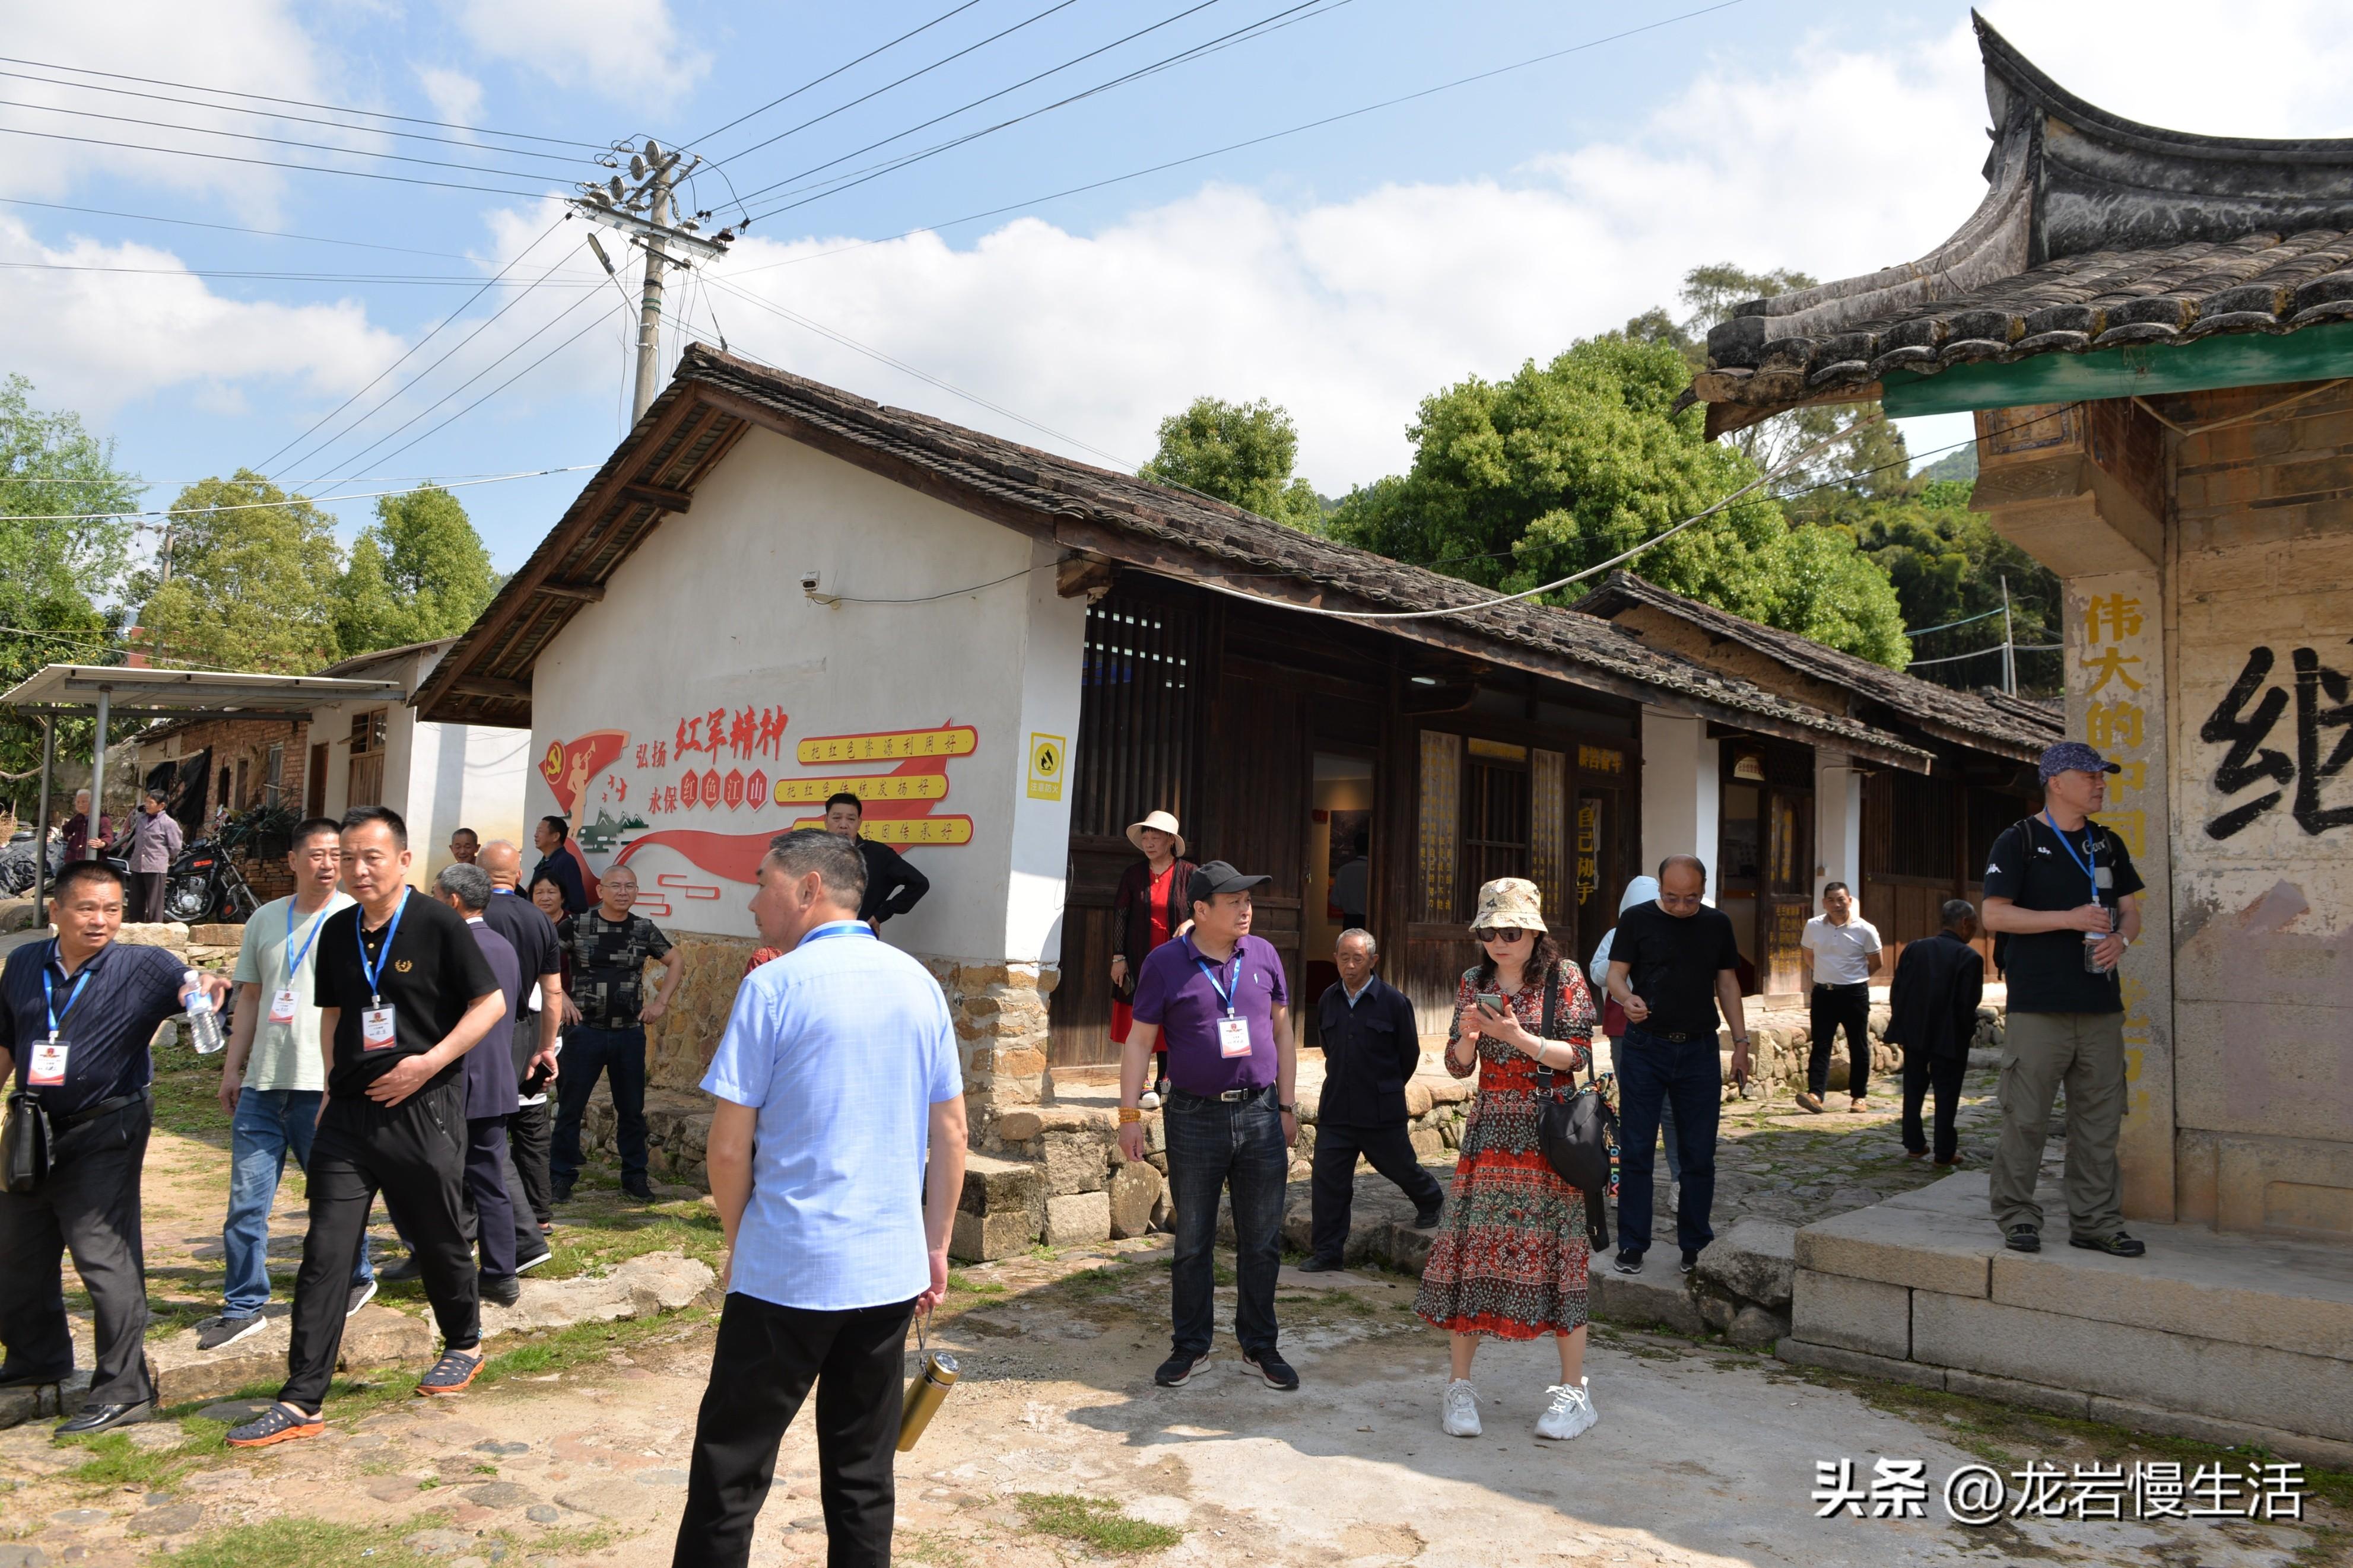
{"left": 1326, "top": 335, "right": 1911, "bottom": 666}
{"left": 0, "top": 377, "right": 136, "bottom": 812}
{"left": 1139, "top": 396, "right": 1326, "bottom": 530}
{"left": 135, "top": 471, "right": 345, "bottom": 673}
{"left": 1842, "top": 478, "right": 2062, "bottom": 694}
{"left": 334, "top": 485, "right": 499, "bottom": 653}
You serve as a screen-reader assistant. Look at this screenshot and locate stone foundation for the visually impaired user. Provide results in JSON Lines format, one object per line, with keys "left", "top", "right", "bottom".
{"left": 928, "top": 958, "right": 1058, "bottom": 1115}
{"left": 642, "top": 932, "right": 763, "bottom": 1090}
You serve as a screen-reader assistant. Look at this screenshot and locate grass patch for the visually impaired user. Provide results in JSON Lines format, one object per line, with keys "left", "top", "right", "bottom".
{"left": 946, "top": 1270, "right": 1006, "bottom": 1298}
{"left": 59, "top": 1429, "right": 206, "bottom": 1491}
{"left": 170, "top": 1518, "right": 429, "bottom": 1568}
{"left": 1014, "top": 1493, "right": 1182, "bottom": 1555}
{"left": 477, "top": 1302, "right": 716, "bottom": 1385}
{"left": 148, "top": 1063, "right": 235, "bottom": 1144}
{"left": 1058, "top": 1267, "right": 1128, "bottom": 1299}
{"left": 898, "top": 1528, "right": 979, "bottom": 1568}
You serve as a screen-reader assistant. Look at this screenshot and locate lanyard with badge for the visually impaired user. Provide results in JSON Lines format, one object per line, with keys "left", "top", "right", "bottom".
{"left": 1195, "top": 946, "right": 1253, "bottom": 1058}
{"left": 271, "top": 898, "right": 331, "bottom": 1029}
{"left": 28, "top": 942, "right": 93, "bottom": 1087}
{"left": 355, "top": 889, "right": 408, "bottom": 1051}
{"left": 2043, "top": 809, "right": 2115, "bottom": 971}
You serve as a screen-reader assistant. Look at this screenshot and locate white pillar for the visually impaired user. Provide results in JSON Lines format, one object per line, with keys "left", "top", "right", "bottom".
{"left": 1815, "top": 748, "right": 1862, "bottom": 905}
{"left": 1640, "top": 708, "right": 1719, "bottom": 905}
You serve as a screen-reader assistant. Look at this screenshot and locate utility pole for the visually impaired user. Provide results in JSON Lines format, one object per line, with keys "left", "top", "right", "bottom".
{"left": 1998, "top": 573, "right": 2017, "bottom": 696}
{"left": 570, "top": 139, "right": 733, "bottom": 425}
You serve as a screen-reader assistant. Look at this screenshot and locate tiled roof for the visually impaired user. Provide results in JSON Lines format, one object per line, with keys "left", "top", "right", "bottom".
{"left": 1689, "top": 14, "right": 2353, "bottom": 419}
{"left": 1572, "top": 571, "right": 2062, "bottom": 762}
{"left": 419, "top": 347, "right": 1936, "bottom": 769}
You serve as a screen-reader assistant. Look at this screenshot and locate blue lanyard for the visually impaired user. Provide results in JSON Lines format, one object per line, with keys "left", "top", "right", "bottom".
{"left": 1192, "top": 944, "right": 1244, "bottom": 1017}
{"left": 284, "top": 898, "right": 330, "bottom": 985}
{"left": 801, "top": 922, "right": 874, "bottom": 945}
{"left": 2041, "top": 812, "right": 2101, "bottom": 903}
{"left": 356, "top": 889, "right": 408, "bottom": 1006}
{"left": 42, "top": 942, "right": 93, "bottom": 1043}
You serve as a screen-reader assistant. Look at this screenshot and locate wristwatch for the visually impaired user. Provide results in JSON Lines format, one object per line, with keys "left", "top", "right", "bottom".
{"left": 1278, "top": 1102, "right": 1297, "bottom": 1114}
{"left": 1732, "top": 1036, "right": 1752, "bottom": 1048}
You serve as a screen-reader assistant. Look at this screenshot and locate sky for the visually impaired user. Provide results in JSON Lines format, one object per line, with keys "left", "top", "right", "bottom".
{"left": 7, "top": 0, "right": 2353, "bottom": 573}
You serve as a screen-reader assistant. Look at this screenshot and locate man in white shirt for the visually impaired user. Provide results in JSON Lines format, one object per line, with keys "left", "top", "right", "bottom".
{"left": 200, "top": 818, "right": 374, "bottom": 1349}
{"left": 675, "top": 829, "right": 966, "bottom": 1568}
{"left": 1796, "top": 882, "right": 1884, "bottom": 1114}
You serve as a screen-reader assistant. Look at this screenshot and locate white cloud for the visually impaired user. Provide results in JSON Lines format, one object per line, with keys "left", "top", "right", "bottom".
{"left": 444, "top": 0, "right": 707, "bottom": 106}
{"left": 689, "top": 1, "right": 2353, "bottom": 495}
{"left": 0, "top": 217, "right": 409, "bottom": 420}
{"left": 415, "top": 66, "right": 487, "bottom": 132}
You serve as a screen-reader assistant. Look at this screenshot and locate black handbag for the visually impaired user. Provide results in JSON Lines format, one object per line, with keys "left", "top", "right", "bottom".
{"left": 2, "top": 1089, "right": 50, "bottom": 1195}
{"left": 1531, "top": 964, "right": 1617, "bottom": 1250}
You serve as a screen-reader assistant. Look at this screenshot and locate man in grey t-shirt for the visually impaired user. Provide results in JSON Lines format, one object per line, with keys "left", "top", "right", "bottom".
{"left": 201, "top": 818, "right": 375, "bottom": 1350}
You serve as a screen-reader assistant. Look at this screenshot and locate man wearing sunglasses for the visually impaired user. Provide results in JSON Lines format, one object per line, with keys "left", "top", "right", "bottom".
{"left": 1600, "top": 855, "right": 1750, "bottom": 1277}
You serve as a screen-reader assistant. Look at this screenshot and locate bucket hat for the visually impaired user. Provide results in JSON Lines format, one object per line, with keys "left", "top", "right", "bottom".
{"left": 1470, "top": 877, "right": 1547, "bottom": 934}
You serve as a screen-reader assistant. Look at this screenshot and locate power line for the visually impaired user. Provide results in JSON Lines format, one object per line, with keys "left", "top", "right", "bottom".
{"left": 719, "top": 0, "right": 1745, "bottom": 275}
{"left": 0, "top": 52, "right": 601, "bottom": 150}
{"left": 0, "top": 120, "right": 552, "bottom": 198}
{"left": 731, "top": 0, "right": 1325, "bottom": 213}
{"left": 1906, "top": 642, "right": 2061, "bottom": 668}
{"left": 0, "top": 94, "right": 577, "bottom": 182}
{"left": 0, "top": 259, "right": 600, "bottom": 287}
{"left": 254, "top": 217, "right": 571, "bottom": 478}
{"left": 0, "top": 65, "right": 589, "bottom": 166}
{"left": 687, "top": 1, "right": 987, "bottom": 148}
{"left": 0, "top": 195, "right": 484, "bottom": 261}
{"left": 0, "top": 466, "right": 599, "bottom": 523}
{"left": 1904, "top": 605, "right": 2006, "bottom": 638}
{"left": 707, "top": 0, "right": 1086, "bottom": 171}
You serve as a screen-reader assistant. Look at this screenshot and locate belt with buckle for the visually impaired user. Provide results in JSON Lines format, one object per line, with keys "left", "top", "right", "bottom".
{"left": 1175, "top": 1084, "right": 1271, "bottom": 1104}
{"left": 1637, "top": 1029, "right": 1696, "bottom": 1043}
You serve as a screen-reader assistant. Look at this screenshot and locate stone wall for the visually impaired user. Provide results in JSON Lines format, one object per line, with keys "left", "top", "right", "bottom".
{"left": 640, "top": 932, "right": 763, "bottom": 1090}
{"left": 926, "top": 958, "right": 1056, "bottom": 1118}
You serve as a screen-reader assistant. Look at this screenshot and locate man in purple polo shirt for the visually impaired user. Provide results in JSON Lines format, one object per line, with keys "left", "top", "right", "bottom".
{"left": 1117, "top": 861, "right": 1300, "bottom": 1392}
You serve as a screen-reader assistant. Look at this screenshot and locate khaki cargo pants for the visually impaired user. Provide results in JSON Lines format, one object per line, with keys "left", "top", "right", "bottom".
{"left": 1989, "top": 1011, "right": 2127, "bottom": 1242}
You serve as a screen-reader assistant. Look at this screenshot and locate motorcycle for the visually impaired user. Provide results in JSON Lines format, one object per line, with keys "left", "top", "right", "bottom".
{"left": 161, "top": 836, "right": 260, "bottom": 924}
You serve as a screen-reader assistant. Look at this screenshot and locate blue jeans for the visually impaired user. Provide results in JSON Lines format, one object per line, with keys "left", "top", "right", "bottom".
{"left": 551, "top": 1026, "right": 647, "bottom": 1185}
{"left": 1612, "top": 1027, "right": 1721, "bottom": 1258}
{"left": 1162, "top": 1086, "right": 1287, "bottom": 1359}
{"left": 224, "top": 1087, "right": 373, "bottom": 1318}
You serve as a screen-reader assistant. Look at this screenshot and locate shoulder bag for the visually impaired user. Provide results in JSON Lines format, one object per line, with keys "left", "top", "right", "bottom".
{"left": 2, "top": 1089, "right": 50, "bottom": 1194}
{"left": 1531, "top": 962, "right": 1618, "bottom": 1250}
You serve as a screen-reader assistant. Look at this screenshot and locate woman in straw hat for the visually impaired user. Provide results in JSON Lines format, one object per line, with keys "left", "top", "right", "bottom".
{"left": 1414, "top": 876, "right": 1603, "bottom": 1442}
{"left": 1110, "top": 812, "right": 1196, "bottom": 1108}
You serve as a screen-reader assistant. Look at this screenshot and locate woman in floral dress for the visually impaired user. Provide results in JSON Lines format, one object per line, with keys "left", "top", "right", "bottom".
{"left": 1414, "top": 876, "right": 1602, "bottom": 1442}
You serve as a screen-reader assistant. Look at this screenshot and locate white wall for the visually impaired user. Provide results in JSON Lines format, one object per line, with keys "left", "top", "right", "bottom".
{"left": 1814, "top": 748, "right": 1862, "bottom": 906}
{"left": 526, "top": 427, "right": 1088, "bottom": 960}
{"left": 1640, "top": 707, "right": 1720, "bottom": 905}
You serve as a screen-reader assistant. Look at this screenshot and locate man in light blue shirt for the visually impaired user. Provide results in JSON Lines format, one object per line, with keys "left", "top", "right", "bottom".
{"left": 674, "top": 829, "right": 966, "bottom": 1568}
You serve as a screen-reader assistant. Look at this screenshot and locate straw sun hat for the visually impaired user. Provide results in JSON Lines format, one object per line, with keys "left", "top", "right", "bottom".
{"left": 1470, "top": 877, "right": 1547, "bottom": 934}
{"left": 1125, "top": 810, "right": 1186, "bottom": 857}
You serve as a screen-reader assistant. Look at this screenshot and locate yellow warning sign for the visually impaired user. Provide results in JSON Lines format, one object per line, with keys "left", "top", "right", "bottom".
{"left": 1027, "top": 733, "right": 1065, "bottom": 802}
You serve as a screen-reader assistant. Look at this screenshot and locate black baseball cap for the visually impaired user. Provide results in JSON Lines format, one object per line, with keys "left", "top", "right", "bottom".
{"left": 1189, "top": 860, "right": 1271, "bottom": 905}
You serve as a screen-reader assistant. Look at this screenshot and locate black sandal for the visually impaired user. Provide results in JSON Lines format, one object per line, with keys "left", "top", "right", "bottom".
{"left": 226, "top": 1402, "right": 323, "bottom": 1448}
{"left": 417, "top": 1349, "right": 485, "bottom": 1396}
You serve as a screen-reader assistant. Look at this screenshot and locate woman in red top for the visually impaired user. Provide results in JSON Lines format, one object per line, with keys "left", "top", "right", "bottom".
{"left": 1109, "top": 811, "right": 1195, "bottom": 1106}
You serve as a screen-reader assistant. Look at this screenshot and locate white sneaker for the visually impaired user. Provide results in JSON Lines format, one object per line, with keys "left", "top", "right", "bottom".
{"left": 1139, "top": 1090, "right": 1162, "bottom": 1110}
{"left": 1535, "top": 1379, "right": 1598, "bottom": 1441}
{"left": 1440, "top": 1378, "right": 1481, "bottom": 1437}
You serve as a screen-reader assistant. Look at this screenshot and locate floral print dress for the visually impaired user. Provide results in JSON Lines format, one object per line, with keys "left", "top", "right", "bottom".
{"left": 1414, "top": 960, "right": 1601, "bottom": 1340}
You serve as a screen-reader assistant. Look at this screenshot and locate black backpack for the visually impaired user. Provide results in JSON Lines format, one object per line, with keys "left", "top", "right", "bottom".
{"left": 1530, "top": 963, "right": 1617, "bottom": 1251}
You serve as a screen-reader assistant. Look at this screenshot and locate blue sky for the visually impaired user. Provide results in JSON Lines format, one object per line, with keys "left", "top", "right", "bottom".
{"left": 5, "top": 0, "right": 2348, "bottom": 572}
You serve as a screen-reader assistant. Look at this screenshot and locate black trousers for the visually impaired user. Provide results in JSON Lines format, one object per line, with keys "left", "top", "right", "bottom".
{"left": 1902, "top": 1050, "right": 1969, "bottom": 1163}
{"left": 0, "top": 1096, "right": 153, "bottom": 1404}
{"left": 509, "top": 1099, "right": 554, "bottom": 1227}
{"left": 281, "top": 1082, "right": 479, "bottom": 1411}
{"left": 674, "top": 1292, "right": 917, "bottom": 1568}
{"left": 1308, "top": 1121, "right": 1444, "bottom": 1264}
{"left": 467, "top": 1115, "right": 516, "bottom": 1280}
{"left": 1808, "top": 982, "right": 1873, "bottom": 1099}
{"left": 129, "top": 872, "right": 168, "bottom": 924}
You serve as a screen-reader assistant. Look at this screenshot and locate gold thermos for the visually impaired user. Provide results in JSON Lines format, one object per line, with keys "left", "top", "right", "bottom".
{"left": 897, "top": 1348, "right": 958, "bottom": 1452}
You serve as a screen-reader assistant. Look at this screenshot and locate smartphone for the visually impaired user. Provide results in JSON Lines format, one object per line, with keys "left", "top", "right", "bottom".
{"left": 521, "top": 1060, "right": 554, "bottom": 1096}
{"left": 1474, "top": 993, "right": 1506, "bottom": 1014}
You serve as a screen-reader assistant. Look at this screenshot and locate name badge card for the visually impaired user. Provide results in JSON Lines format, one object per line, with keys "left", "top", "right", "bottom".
{"left": 28, "top": 1039, "right": 68, "bottom": 1086}
{"left": 269, "top": 988, "right": 300, "bottom": 1025}
{"left": 361, "top": 1006, "right": 398, "bottom": 1050}
{"left": 1217, "top": 1016, "right": 1252, "bottom": 1059}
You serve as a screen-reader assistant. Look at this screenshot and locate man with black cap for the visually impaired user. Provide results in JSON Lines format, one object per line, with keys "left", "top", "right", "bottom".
{"left": 1980, "top": 741, "right": 2146, "bottom": 1258}
{"left": 1117, "top": 861, "right": 1300, "bottom": 1392}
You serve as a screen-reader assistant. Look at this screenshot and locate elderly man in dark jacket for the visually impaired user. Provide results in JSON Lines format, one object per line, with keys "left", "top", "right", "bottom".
{"left": 1301, "top": 928, "right": 1444, "bottom": 1271}
{"left": 1885, "top": 899, "right": 1984, "bottom": 1168}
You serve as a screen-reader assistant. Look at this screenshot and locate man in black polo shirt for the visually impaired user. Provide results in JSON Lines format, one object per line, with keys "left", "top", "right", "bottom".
{"left": 822, "top": 793, "right": 929, "bottom": 929}
{"left": 0, "top": 860, "right": 223, "bottom": 1435}
{"left": 1303, "top": 928, "right": 1443, "bottom": 1271}
{"left": 1981, "top": 742, "right": 2146, "bottom": 1258}
{"left": 227, "top": 806, "right": 505, "bottom": 1449}
{"left": 550, "top": 862, "right": 681, "bottom": 1204}
{"left": 532, "top": 815, "right": 588, "bottom": 917}
{"left": 1601, "top": 855, "right": 1752, "bottom": 1277}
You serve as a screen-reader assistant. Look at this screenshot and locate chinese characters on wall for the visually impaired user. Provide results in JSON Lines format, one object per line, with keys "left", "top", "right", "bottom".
{"left": 2198, "top": 639, "right": 2353, "bottom": 839}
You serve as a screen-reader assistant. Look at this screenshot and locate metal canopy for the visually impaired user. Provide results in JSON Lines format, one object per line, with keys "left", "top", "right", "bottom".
{"left": 0, "top": 663, "right": 407, "bottom": 715}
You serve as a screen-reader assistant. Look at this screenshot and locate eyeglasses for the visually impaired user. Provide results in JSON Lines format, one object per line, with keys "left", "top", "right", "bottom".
{"left": 1657, "top": 892, "right": 1704, "bottom": 909}
{"left": 1472, "top": 927, "right": 1532, "bottom": 943}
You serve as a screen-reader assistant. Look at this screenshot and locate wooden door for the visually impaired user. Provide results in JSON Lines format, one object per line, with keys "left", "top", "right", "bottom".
{"left": 1760, "top": 761, "right": 1814, "bottom": 997}
{"left": 305, "top": 744, "right": 328, "bottom": 818}
{"left": 1207, "top": 675, "right": 1310, "bottom": 1013}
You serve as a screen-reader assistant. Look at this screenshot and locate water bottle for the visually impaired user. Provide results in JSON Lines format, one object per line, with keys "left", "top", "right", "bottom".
{"left": 183, "top": 969, "right": 225, "bottom": 1055}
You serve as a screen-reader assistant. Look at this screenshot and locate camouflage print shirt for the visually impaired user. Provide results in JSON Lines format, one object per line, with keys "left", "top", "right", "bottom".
{"left": 561, "top": 909, "right": 675, "bottom": 1029}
